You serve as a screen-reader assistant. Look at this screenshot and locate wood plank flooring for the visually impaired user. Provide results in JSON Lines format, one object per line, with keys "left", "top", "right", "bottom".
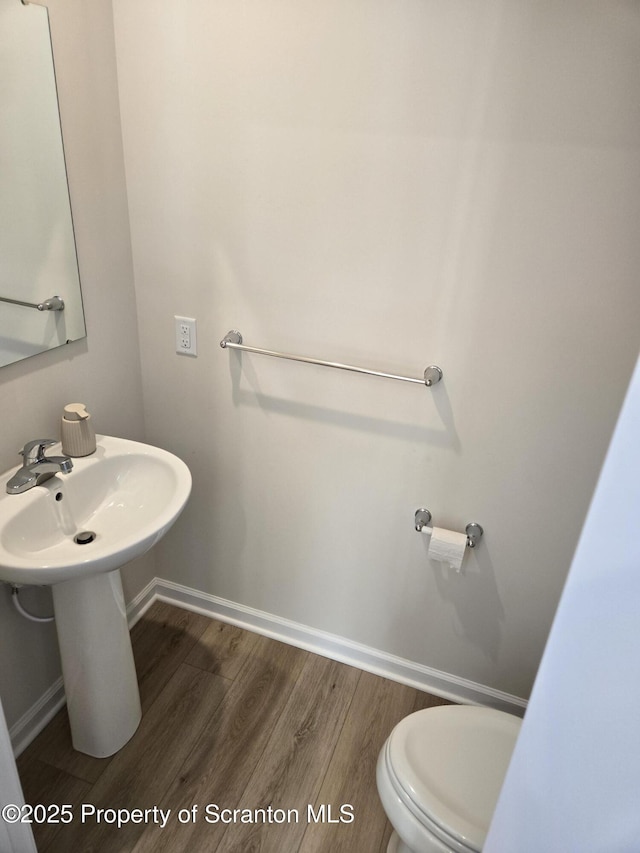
{"left": 17, "top": 601, "right": 451, "bottom": 853}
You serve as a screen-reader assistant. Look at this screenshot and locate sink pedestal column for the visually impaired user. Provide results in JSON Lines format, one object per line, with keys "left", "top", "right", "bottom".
{"left": 52, "top": 569, "right": 141, "bottom": 757}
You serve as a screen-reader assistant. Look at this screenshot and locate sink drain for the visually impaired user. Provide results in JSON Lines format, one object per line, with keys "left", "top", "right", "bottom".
{"left": 74, "top": 531, "right": 96, "bottom": 545}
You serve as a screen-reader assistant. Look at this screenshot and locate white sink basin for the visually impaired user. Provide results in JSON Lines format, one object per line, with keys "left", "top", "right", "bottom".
{"left": 0, "top": 434, "right": 192, "bottom": 758}
{"left": 0, "top": 434, "right": 191, "bottom": 585}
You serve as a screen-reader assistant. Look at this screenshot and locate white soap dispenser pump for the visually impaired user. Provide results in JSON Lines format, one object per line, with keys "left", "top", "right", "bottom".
{"left": 61, "top": 403, "right": 97, "bottom": 457}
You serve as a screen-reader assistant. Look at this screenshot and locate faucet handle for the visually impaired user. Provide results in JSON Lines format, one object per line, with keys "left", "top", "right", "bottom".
{"left": 20, "top": 439, "right": 57, "bottom": 464}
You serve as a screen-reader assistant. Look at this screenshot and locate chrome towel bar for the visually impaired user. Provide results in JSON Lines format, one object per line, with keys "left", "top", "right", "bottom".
{"left": 0, "top": 294, "right": 65, "bottom": 311}
{"left": 220, "top": 330, "right": 443, "bottom": 388}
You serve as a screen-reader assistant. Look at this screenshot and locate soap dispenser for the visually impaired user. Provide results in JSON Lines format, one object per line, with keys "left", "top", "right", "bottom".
{"left": 61, "top": 403, "right": 97, "bottom": 457}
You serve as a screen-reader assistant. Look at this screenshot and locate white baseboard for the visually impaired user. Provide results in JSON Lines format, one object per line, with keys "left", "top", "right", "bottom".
{"left": 132, "top": 578, "right": 527, "bottom": 715}
{"left": 10, "top": 677, "right": 66, "bottom": 758}
{"left": 11, "top": 577, "right": 526, "bottom": 756}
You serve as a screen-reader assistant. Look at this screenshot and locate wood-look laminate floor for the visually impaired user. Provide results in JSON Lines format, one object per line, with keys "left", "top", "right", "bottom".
{"left": 17, "top": 601, "right": 450, "bottom": 853}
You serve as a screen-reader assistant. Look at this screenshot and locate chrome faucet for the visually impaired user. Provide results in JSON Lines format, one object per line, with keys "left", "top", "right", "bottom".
{"left": 5, "top": 439, "right": 73, "bottom": 495}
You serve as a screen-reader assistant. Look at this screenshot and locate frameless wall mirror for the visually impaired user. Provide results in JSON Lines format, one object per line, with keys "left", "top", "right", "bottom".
{"left": 0, "top": 0, "right": 86, "bottom": 368}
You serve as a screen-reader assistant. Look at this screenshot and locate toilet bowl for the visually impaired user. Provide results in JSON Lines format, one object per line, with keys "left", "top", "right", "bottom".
{"left": 376, "top": 705, "right": 521, "bottom": 853}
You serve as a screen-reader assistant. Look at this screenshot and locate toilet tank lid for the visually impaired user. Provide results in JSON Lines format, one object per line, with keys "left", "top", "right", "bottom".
{"left": 388, "top": 705, "right": 522, "bottom": 851}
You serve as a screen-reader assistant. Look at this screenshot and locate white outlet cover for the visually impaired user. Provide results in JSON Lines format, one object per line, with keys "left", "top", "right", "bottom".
{"left": 175, "top": 315, "right": 197, "bottom": 356}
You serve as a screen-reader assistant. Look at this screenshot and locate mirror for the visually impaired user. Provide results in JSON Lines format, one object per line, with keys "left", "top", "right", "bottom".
{"left": 0, "top": 0, "right": 86, "bottom": 368}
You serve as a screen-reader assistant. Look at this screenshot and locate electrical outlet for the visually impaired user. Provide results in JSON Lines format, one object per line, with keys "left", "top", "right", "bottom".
{"left": 175, "top": 316, "right": 197, "bottom": 356}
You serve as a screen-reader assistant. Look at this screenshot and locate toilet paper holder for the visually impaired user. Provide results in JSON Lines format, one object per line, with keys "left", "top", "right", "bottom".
{"left": 414, "top": 509, "right": 483, "bottom": 548}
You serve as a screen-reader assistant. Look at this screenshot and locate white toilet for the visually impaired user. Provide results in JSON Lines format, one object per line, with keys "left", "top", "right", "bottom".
{"left": 376, "top": 704, "right": 521, "bottom": 853}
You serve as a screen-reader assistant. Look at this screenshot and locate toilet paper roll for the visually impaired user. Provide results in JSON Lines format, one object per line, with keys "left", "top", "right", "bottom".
{"left": 428, "top": 527, "right": 467, "bottom": 571}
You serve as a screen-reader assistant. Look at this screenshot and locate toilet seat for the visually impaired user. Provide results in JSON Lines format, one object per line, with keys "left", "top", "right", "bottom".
{"left": 385, "top": 705, "right": 521, "bottom": 852}
{"left": 382, "top": 741, "right": 476, "bottom": 853}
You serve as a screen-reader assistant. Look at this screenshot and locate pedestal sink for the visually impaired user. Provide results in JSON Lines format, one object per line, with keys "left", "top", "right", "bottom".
{"left": 0, "top": 436, "right": 191, "bottom": 757}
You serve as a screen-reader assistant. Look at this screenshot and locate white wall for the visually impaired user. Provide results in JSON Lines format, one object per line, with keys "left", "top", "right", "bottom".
{"left": 0, "top": 0, "right": 153, "bottom": 731}
{"left": 1, "top": 0, "right": 638, "bottom": 737}
{"left": 114, "top": 0, "right": 640, "bottom": 700}
{"left": 486, "top": 355, "right": 640, "bottom": 851}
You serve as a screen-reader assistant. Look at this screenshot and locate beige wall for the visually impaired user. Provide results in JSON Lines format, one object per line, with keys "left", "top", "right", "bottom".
{"left": 0, "top": 0, "right": 153, "bottom": 729}
{"left": 2, "top": 0, "right": 639, "bottom": 732}
{"left": 114, "top": 0, "right": 640, "bottom": 699}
